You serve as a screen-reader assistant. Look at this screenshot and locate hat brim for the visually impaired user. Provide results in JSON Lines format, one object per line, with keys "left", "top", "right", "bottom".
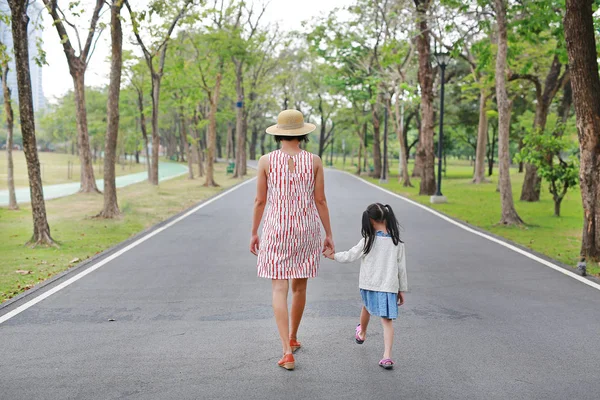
{"left": 265, "top": 123, "right": 316, "bottom": 136}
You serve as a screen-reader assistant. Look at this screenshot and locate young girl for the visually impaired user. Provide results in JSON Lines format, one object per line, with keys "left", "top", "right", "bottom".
{"left": 325, "top": 203, "right": 407, "bottom": 369}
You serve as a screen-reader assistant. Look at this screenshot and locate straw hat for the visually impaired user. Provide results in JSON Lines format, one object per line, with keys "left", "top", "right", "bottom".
{"left": 266, "top": 110, "right": 316, "bottom": 136}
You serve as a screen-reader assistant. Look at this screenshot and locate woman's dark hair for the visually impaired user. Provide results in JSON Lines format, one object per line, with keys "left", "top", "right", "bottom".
{"left": 274, "top": 134, "right": 309, "bottom": 143}
{"left": 361, "top": 203, "right": 402, "bottom": 255}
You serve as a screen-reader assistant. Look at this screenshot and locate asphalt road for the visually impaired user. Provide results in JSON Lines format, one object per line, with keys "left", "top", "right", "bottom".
{"left": 1, "top": 170, "right": 600, "bottom": 400}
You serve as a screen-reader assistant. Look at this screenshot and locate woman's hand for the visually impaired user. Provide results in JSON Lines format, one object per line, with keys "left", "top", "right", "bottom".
{"left": 323, "top": 236, "right": 335, "bottom": 254}
{"left": 397, "top": 291, "right": 405, "bottom": 306}
{"left": 250, "top": 234, "right": 260, "bottom": 256}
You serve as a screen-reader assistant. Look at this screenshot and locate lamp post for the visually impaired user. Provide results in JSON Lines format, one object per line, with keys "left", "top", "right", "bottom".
{"left": 431, "top": 52, "right": 451, "bottom": 204}
{"left": 380, "top": 92, "right": 390, "bottom": 184}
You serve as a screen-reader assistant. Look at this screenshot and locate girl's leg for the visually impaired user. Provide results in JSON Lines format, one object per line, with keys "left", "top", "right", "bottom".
{"left": 272, "top": 279, "right": 292, "bottom": 355}
{"left": 290, "top": 278, "right": 308, "bottom": 340}
{"left": 381, "top": 318, "right": 394, "bottom": 359}
{"left": 358, "top": 306, "right": 370, "bottom": 341}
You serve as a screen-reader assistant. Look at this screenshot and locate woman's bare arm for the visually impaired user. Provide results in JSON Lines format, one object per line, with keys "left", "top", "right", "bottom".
{"left": 250, "top": 155, "right": 269, "bottom": 255}
{"left": 313, "top": 155, "right": 334, "bottom": 251}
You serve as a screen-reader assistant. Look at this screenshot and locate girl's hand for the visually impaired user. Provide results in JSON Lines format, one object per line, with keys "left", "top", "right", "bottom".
{"left": 250, "top": 234, "right": 260, "bottom": 256}
{"left": 397, "top": 292, "right": 405, "bottom": 306}
{"left": 323, "top": 248, "right": 335, "bottom": 260}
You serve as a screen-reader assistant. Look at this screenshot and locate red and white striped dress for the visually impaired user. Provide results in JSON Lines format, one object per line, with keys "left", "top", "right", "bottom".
{"left": 257, "top": 150, "right": 322, "bottom": 279}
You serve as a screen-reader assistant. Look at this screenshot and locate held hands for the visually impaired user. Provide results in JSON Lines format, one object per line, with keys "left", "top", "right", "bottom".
{"left": 323, "top": 247, "right": 335, "bottom": 260}
{"left": 397, "top": 292, "right": 405, "bottom": 306}
{"left": 322, "top": 236, "right": 335, "bottom": 259}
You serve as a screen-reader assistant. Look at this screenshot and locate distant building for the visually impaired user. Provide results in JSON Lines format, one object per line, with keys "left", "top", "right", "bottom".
{"left": 0, "top": 1, "right": 47, "bottom": 112}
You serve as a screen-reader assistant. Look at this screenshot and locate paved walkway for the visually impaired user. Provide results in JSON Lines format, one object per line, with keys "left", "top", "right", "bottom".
{"left": 1, "top": 170, "right": 599, "bottom": 399}
{"left": 0, "top": 162, "right": 188, "bottom": 206}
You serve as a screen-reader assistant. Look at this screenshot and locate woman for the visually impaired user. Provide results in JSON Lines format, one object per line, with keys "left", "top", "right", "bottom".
{"left": 250, "top": 109, "right": 334, "bottom": 370}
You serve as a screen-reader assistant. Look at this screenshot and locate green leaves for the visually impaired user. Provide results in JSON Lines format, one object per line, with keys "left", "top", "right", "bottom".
{"left": 515, "top": 126, "right": 579, "bottom": 211}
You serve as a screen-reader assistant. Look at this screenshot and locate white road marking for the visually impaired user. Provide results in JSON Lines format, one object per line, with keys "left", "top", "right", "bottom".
{"left": 343, "top": 171, "right": 600, "bottom": 292}
{"left": 0, "top": 178, "right": 257, "bottom": 325}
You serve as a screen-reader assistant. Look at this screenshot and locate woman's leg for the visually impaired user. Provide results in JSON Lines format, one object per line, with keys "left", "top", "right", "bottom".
{"left": 272, "top": 279, "right": 292, "bottom": 355}
{"left": 358, "top": 306, "right": 370, "bottom": 341}
{"left": 290, "top": 278, "right": 308, "bottom": 340}
{"left": 381, "top": 318, "right": 394, "bottom": 359}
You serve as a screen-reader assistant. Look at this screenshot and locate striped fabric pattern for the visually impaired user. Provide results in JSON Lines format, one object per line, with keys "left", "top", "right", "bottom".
{"left": 257, "top": 150, "right": 322, "bottom": 279}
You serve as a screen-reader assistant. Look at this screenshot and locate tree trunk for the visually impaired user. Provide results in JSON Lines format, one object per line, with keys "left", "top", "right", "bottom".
{"left": 178, "top": 116, "right": 186, "bottom": 163}
{"left": 488, "top": 124, "right": 497, "bottom": 176}
{"left": 260, "top": 131, "right": 267, "bottom": 156}
{"left": 135, "top": 89, "right": 151, "bottom": 182}
{"left": 204, "top": 72, "right": 222, "bottom": 187}
{"left": 98, "top": 0, "right": 123, "bottom": 218}
{"left": 564, "top": 0, "right": 600, "bottom": 261}
{"left": 233, "top": 64, "right": 247, "bottom": 178}
{"left": 393, "top": 97, "right": 412, "bottom": 186}
{"left": 193, "top": 108, "right": 204, "bottom": 177}
{"left": 556, "top": 81, "right": 573, "bottom": 131}
{"left": 180, "top": 111, "right": 193, "bottom": 179}
{"left": 149, "top": 74, "right": 161, "bottom": 185}
{"left": 318, "top": 95, "right": 327, "bottom": 158}
{"left": 72, "top": 70, "right": 99, "bottom": 193}
{"left": 520, "top": 163, "right": 541, "bottom": 201}
{"left": 554, "top": 197, "right": 562, "bottom": 217}
{"left": 370, "top": 100, "right": 382, "bottom": 178}
{"left": 250, "top": 124, "right": 258, "bottom": 160}
{"left": 495, "top": 0, "right": 523, "bottom": 225}
{"left": 7, "top": 0, "right": 54, "bottom": 245}
{"left": 518, "top": 137, "right": 524, "bottom": 173}
{"left": 1, "top": 59, "right": 18, "bottom": 209}
{"left": 226, "top": 122, "right": 234, "bottom": 161}
{"left": 413, "top": 0, "right": 436, "bottom": 195}
{"left": 473, "top": 88, "right": 489, "bottom": 183}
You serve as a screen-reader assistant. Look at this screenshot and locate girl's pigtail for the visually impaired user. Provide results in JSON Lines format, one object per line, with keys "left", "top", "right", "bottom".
{"left": 362, "top": 210, "right": 376, "bottom": 254}
{"left": 384, "top": 204, "right": 402, "bottom": 245}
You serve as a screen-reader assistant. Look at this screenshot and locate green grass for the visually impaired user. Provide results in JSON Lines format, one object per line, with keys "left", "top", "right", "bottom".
{"left": 329, "top": 157, "right": 597, "bottom": 277}
{"left": 0, "top": 163, "right": 253, "bottom": 303}
{"left": 0, "top": 150, "right": 147, "bottom": 189}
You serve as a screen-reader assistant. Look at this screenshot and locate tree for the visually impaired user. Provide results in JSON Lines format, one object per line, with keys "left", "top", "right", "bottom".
{"left": 126, "top": 0, "right": 195, "bottom": 185}
{"left": 0, "top": 38, "right": 17, "bottom": 210}
{"left": 125, "top": 58, "right": 152, "bottom": 179}
{"left": 509, "top": 53, "right": 570, "bottom": 202}
{"left": 187, "top": 28, "right": 227, "bottom": 187}
{"left": 494, "top": 0, "right": 523, "bottom": 225}
{"left": 230, "top": 1, "right": 267, "bottom": 178}
{"left": 504, "top": 0, "right": 571, "bottom": 202}
{"left": 42, "top": 0, "right": 104, "bottom": 193}
{"left": 564, "top": 0, "right": 600, "bottom": 261}
{"left": 413, "top": 0, "right": 436, "bottom": 195}
{"left": 7, "top": 0, "right": 55, "bottom": 245}
{"left": 516, "top": 127, "right": 578, "bottom": 217}
{"left": 97, "top": 0, "right": 124, "bottom": 218}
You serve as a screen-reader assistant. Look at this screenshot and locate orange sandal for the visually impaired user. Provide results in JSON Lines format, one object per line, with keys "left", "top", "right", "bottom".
{"left": 290, "top": 339, "right": 301, "bottom": 353}
{"left": 278, "top": 353, "right": 295, "bottom": 370}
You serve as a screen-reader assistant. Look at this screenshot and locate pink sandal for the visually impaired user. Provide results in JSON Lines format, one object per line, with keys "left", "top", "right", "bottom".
{"left": 355, "top": 324, "right": 365, "bottom": 344}
{"left": 379, "top": 358, "right": 394, "bottom": 369}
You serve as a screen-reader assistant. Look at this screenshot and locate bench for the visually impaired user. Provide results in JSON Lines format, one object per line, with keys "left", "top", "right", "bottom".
{"left": 226, "top": 162, "right": 235, "bottom": 174}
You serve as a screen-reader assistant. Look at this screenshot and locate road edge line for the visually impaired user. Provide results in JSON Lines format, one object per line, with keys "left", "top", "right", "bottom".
{"left": 0, "top": 177, "right": 257, "bottom": 325}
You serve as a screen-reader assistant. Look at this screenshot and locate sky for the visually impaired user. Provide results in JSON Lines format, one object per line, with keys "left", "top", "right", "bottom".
{"left": 41, "top": 0, "right": 353, "bottom": 102}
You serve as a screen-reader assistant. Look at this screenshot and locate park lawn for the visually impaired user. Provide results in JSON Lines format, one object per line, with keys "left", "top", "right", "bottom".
{"left": 0, "top": 150, "right": 147, "bottom": 189}
{"left": 0, "top": 163, "right": 253, "bottom": 303}
{"left": 330, "top": 159, "right": 596, "bottom": 277}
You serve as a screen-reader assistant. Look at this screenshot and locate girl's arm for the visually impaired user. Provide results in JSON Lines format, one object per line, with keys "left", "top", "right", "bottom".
{"left": 398, "top": 244, "right": 408, "bottom": 291}
{"left": 250, "top": 155, "right": 269, "bottom": 255}
{"left": 333, "top": 240, "right": 365, "bottom": 263}
{"left": 313, "top": 155, "right": 334, "bottom": 252}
